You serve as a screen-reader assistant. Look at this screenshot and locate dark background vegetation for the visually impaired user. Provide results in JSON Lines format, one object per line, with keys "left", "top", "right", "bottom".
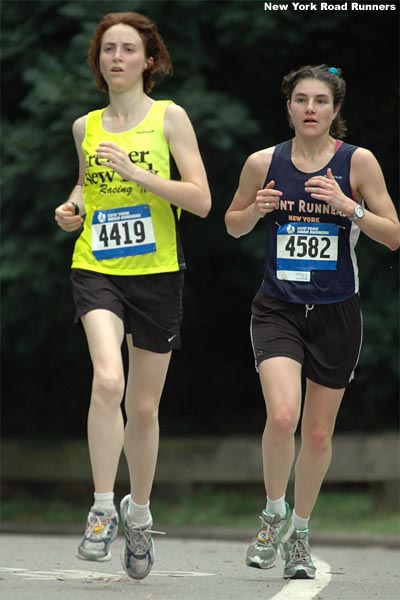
{"left": 2, "top": 0, "right": 399, "bottom": 439}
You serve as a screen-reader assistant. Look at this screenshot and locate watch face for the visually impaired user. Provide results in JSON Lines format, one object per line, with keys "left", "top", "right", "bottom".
{"left": 355, "top": 205, "right": 364, "bottom": 219}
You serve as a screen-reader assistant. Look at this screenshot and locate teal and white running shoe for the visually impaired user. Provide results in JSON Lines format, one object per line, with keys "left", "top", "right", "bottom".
{"left": 246, "top": 502, "right": 293, "bottom": 569}
{"left": 281, "top": 528, "right": 316, "bottom": 579}
{"left": 120, "top": 494, "right": 165, "bottom": 580}
{"left": 77, "top": 507, "right": 119, "bottom": 561}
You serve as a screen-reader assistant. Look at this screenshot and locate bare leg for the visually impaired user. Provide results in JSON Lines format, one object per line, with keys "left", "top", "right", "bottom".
{"left": 259, "top": 357, "right": 303, "bottom": 500}
{"left": 245, "top": 357, "right": 302, "bottom": 570}
{"left": 123, "top": 336, "right": 171, "bottom": 505}
{"left": 294, "top": 379, "right": 345, "bottom": 518}
{"left": 81, "top": 309, "right": 125, "bottom": 493}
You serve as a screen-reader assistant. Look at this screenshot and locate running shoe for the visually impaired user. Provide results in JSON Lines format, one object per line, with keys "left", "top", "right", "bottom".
{"left": 246, "top": 502, "right": 293, "bottom": 569}
{"left": 281, "top": 528, "right": 316, "bottom": 579}
{"left": 120, "top": 494, "right": 165, "bottom": 580}
{"left": 77, "top": 507, "right": 119, "bottom": 561}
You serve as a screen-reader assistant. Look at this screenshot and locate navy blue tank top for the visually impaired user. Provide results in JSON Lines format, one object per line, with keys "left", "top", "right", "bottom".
{"left": 262, "top": 139, "right": 362, "bottom": 304}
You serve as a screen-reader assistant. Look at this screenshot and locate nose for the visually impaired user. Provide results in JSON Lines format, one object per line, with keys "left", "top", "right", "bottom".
{"left": 113, "top": 47, "right": 122, "bottom": 61}
{"left": 305, "top": 100, "right": 315, "bottom": 112}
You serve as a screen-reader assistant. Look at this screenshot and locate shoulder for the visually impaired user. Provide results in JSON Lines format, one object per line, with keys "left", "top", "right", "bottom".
{"left": 350, "top": 146, "right": 383, "bottom": 178}
{"left": 164, "top": 103, "right": 191, "bottom": 129}
{"left": 165, "top": 103, "right": 188, "bottom": 119}
{"left": 163, "top": 103, "right": 196, "bottom": 144}
{"left": 351, "top": 146, "right": 377, "bottom": 166}
{"left": 232, "top": 147, "right": 276, "bottom": 194}
{"left": 349, "top": 146, "right": 389, "bottom": 200}
{"left": 243, "top": 147, "right": 276, "bottom": 179}
{"left": 72, "top": 114, "right": 88, "bottom": 143}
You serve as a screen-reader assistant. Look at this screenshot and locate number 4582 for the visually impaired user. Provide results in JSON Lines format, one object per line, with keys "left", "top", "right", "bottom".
{"left": 285, "top": 235, "right": 331, "bottom": 259}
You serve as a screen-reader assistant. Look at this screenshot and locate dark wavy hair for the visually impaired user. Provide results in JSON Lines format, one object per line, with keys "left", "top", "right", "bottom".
{"left": 281, "top": 64, "right": 347, "bottom": 139}
{"left": 87, "top": 12, "right": 173, "bottom": 94}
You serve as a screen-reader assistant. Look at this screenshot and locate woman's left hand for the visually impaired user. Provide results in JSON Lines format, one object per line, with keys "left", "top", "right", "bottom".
{"left": 96, "top": 142, "right": 138, "bottom": 182}
{"left": 305, "top": 168, "right": 351, "bottom": 214}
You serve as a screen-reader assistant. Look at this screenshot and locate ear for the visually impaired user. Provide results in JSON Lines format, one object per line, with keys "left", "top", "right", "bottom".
{"left": 332, "top": 104, "right": 340, "bottom": 121}
{"left": 144, "top": 56, "right": 154, "bottom": 71}
{"left": 286, "top": 99, "right": 294, "bottom": 130}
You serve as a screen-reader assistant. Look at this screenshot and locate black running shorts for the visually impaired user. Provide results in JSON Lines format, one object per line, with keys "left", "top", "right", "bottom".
{"left": 250, "top": 290, "right": 363, "bottom": 389}
{"left": 71, "top": 268, "right": 184, "bottom": 353}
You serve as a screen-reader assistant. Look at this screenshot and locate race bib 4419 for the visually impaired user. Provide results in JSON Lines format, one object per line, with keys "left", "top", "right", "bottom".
{"left": 91, "top": 205, "right": 156, "bottom": 260}
{"left": 276, "top": 222, "right": 338, "bottom": 282}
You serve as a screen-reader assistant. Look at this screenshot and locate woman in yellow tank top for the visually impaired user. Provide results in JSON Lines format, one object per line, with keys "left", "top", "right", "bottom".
{"left": 54, "top": 12, "right": 211, "bottom": 580}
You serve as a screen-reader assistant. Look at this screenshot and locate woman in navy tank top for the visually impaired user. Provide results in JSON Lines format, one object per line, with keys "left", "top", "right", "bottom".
{"left": 225, "top": 65, "right": 399, "bottom": 580}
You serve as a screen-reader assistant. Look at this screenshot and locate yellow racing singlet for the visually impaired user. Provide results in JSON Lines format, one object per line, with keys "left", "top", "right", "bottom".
{"left": 71, "top": 100, "right": 185, "bottom": 275}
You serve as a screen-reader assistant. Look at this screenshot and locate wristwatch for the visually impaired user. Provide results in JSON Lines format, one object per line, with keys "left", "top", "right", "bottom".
{"left": 351, "top": 204, "right": 365, "bottom": 223}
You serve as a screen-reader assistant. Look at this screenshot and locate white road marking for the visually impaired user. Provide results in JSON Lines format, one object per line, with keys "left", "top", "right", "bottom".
{"left": 0, "top": 567, "right": 214, "bottom": 581}
{"left": 270, "top": 556, "right": 331, "bottom": 599}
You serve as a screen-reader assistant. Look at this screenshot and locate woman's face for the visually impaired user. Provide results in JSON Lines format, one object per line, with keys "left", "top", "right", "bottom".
{"left": 99, "top": 24, "right": 150, "bottom": 92}
{"left": 287, "top": 78, "right": 338, "bottom": 138}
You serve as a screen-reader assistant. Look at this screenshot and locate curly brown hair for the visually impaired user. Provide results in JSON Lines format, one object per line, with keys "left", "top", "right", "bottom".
{"left": 87, "top": 12, "right": 173, "bottom": 94}
{"left": 282, "top": 65, "right": 347, "bottom": 139}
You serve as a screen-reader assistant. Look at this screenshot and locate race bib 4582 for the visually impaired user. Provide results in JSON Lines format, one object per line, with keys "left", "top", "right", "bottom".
{"left": 276, "top": 222, "right": 338, "bottom": 282}
{"left": 91, "top": 205, "right": 156, "bottom": 260}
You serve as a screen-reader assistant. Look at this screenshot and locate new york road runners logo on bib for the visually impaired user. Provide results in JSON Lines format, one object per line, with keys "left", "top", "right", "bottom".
{"left": 276, "top": 222, "right": 338, "bottom": 282}
{"left": 91, "top": 205, "right": 156, "bottom": 260}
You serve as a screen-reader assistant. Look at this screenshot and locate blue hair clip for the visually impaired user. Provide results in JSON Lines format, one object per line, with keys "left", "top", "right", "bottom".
{"left": 328, "top": 67, "right": 339, "bottom": 75}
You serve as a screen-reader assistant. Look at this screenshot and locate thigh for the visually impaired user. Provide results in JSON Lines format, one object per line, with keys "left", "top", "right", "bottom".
{"left": 304, "top": 295, "right": 363, "bottom": 389}
{"left": 259, "top": 356, "right": 303, "bottom": 422}
{"left": 122, "top": 271, "right": 184, "bottom": 353}
{"left": 302, "top": 379, "right": 345, "bottom": 436}
{"left": 125, "top": 334, "right": 172, "bottom": 412}
{"left": 71, "top": 269, "right": 125, "bottom": 325}
{"left": 251, "top": 290, "right": 305, "bottom": 369}
{"left": 81, "top": 309, "right": 125, "bottom": 373}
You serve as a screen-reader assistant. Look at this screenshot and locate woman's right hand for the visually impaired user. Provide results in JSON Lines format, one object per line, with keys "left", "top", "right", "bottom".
{"left": 254, "top": 180, "right": 282, "bottom": 217}
{"left": 55, "top": 202, "right": 83, "bottom": 232}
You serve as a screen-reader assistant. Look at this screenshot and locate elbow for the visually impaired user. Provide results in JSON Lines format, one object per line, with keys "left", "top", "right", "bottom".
{"left": 197, "top": 195, "right": 212, "bottom": 219}
{"left": 388, "top": 240, "right": 400, "bottom": 251}
{"left": 226, "top": 227, "right": 241, "bottom": 239}
{"left": 224, "top": 218, "right": 241, "bottom": 239}
{"left": 388, "top": 227, "right": 400, "bottom": 251}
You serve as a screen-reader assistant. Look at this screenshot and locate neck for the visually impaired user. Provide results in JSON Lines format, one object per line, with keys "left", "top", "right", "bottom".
{"left": 292, "top": 134, "right": 336, "bottom": 160}
{"left": 106, "top": 86, "right": 151, "bottom": 119}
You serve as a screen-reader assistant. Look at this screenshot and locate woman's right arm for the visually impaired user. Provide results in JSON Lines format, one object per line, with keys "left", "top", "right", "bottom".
{"left": 54, "top": 116, "right": 86, "bottom": 232}
{"left": 225, "top": 149, "right": 281, "bottom": 238}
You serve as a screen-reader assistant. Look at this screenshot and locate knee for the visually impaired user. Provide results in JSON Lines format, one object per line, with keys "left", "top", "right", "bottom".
{"left": 127, "top": 400, "right": 159, "bottom": 425}
{"left": 92, "top": 370, "right": 124, "bottom": 406}
{"left": 267, "top": 410, "right": 298, "bottom": 440}
{"left": 305, "top": 426, "right": 332, "bottom": 456}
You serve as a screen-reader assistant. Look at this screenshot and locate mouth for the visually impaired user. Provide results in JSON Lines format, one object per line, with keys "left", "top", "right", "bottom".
{"left": 111, "top": 67, "right": 124, "bottom": 73}
{"left": 303, "top": 118, "right": 318, "bottom": 124}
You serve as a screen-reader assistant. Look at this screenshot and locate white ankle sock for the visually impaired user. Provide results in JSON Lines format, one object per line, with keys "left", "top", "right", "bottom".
{"left": 127, "top": 496, "right": 152, "bottom": 526}
{"left": 266, "top": 494, "right": 286, "bottom": 518}
{"left": 292, "top": 510, "right": 310, "bottom": 531}
{"left": 93, "top": 492, "right": 115, "bottom": 511}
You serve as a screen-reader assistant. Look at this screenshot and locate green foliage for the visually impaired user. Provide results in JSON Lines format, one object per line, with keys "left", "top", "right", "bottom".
{"left": 1, "top": 0, "right": 398, "bottom": 435}
{"left": 2, "top": 483, "right": 399, "bottom": 534}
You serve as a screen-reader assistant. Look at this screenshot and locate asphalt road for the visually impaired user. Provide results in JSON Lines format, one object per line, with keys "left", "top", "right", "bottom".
{"left": 1, "top": 534, "right": 398, "bottom": 600}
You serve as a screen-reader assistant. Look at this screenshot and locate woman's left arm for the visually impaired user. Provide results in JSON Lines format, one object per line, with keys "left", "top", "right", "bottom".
{"left": 96, "top": 104, "right": 211, "bottom": 218}
{"left": 305, "top": 148, "right": 400, "bottom": 250}
{"left": 350, "top": 148, "right": 400, "bottom": 250}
